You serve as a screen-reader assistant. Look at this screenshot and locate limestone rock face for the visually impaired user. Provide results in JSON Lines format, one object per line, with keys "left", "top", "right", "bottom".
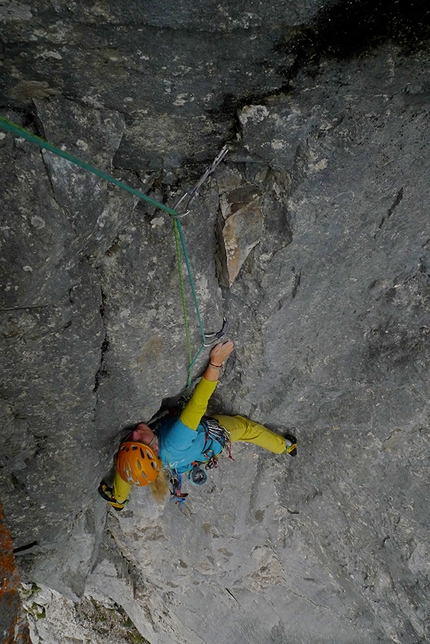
{"left": 1, "top": 2, "right": 430, "bottom": 643}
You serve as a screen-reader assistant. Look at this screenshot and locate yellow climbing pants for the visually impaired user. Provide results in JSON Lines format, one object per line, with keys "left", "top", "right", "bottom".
{"left": 112, "top": 414, "right": 287, "bottom": 503}
{"left": 112, "top": 377, "right": 287, "bottom": 503}
{"left": 213, "top": 414, "right": 287, "bottom": 454}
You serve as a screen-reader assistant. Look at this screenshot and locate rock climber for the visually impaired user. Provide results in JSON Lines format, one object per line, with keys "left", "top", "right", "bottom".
{"left": 99, "top": 340, "right": 297, "bottom": 509}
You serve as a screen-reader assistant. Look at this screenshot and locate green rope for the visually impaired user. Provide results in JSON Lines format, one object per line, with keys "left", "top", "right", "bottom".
{"left": 173, "top": 217, "right": 209, "bottom": 389}
{"left": 186, "top": 344, "right": 205, "bottom": 390}
{"left": 0, "top": 116, "right": 178, "bottom": 216}
{"left": 173, "top": 219, "right": 192, "bottom": 367}
{"left": 0, "top": 115, "right": 209, "bottom": 388}
{"left": 173, "top": 217, "right": 206, "bottom": 344}
{"left": 173, "top": 219, "right": 206, "bottom": 396}
{"left": 173, "top": 219, "right": 207, "bottom": 390}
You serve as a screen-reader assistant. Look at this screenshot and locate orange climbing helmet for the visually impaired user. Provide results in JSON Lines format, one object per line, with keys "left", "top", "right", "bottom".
{"left": 116, "top": 442, "right": 161, "bottom": 486}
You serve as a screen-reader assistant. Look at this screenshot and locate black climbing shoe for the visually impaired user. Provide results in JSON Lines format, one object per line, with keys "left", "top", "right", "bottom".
{"left": 284, "top": 433, "right": 297, "bottom": 457}
{"left": 98, "top": 481, "right": 126, "bottom": 511}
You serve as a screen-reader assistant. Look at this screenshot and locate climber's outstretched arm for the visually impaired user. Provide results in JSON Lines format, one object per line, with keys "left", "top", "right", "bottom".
{"left": 180, "top": 341, "right": 234, "bottom": 430}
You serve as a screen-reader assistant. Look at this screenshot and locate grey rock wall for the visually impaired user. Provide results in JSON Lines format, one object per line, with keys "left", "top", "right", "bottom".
{"left": 1, "top": 1, "right": 430, "bottom": 643}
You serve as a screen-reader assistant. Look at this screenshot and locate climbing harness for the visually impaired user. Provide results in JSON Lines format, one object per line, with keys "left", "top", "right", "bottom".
{"left": 202, "top": 417, "right": 234, "bottom": 466}
{"left": 0, "top": 116, "right": 228, "bottom": 389}
{"left": 167, "top": 417, "right": 233, "bottom": 503}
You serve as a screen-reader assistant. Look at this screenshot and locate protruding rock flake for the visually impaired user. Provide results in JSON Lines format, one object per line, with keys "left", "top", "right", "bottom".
{"left": 218, "top": 178, "right": 264, "bottom": 286}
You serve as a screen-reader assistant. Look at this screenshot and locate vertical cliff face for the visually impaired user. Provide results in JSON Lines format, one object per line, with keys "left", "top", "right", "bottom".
{"left": 1, "top": 2, "right": 430, "bottom": 643}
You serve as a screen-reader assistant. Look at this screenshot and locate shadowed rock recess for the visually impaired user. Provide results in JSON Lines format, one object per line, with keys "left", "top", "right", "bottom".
{"left": 1, "top": 1, "right": 429, "bottom": 642}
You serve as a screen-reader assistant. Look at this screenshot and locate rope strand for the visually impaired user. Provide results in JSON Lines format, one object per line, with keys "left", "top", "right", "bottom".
{"left": 0, "top": 115, "right": 226, "bottom": 390}
{"left": 173, "top": 219, "right": 192, "bottom": 368}
{"left": 0, "top": 116, "right": 178, "bottom": 216}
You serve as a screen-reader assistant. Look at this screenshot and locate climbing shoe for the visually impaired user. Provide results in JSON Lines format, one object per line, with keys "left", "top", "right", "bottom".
{"left": 98, "top": 481, "right": 126, "bottom": 511}
{"left": 284, "top": 433, "right": 297, "bottom": 457}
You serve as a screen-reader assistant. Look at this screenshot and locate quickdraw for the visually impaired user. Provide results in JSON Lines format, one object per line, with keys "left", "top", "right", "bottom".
{"left": 202, "top": 317, "right": 228, "bottom": 347}
{"left": 202, "top": 417, "right": 234, "bottom": 463}
{"left": 171, "top": 147, "right": 229, "bottom": 390}
{"left": 173, "top": 145, "right": 229, "bottom": 214}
